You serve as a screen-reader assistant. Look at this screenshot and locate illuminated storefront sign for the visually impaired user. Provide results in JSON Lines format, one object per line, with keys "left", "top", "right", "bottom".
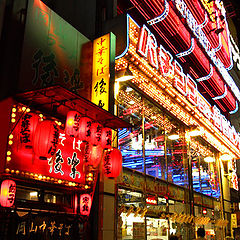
{"left": 173, "top": 0, "right": 240, "bottom": 102}
{"left": 0, "top": 180, "right": 16, "bottom": 207}
{"left": 137, "top": 22, "right": 240, "bottom": 149}
{"left": 146, "top": 195, "right": 157, "bottom": 205}
{"left": 92, "top": 33, "right": 111, "bottom": 110}
{"left": 7, "top": 109, "right": 86, "bottom": 184}
{"left": 80, "top": 194, "right": 92, "bottom": 216}
{"left": 6, "top": 105, "right": 122, "bottom": 184}
{"left": 16, "top": 213, "right": 78, "bottom": 238}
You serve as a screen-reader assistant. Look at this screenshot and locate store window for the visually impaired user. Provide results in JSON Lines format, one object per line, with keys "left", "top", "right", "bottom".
{"left": 147, "top": 217, "right": 168, "bottom": 240}
{"left": 143, "top": 99, "right": 172, "bottom": 181}
{"left": 169, "top": 199, "right": 188, "bottom": 239}
{"left": 118, "top": 86, "right": 144, "bottom": 173}
{"left": 190, "top": 137, "right": 220, "bottom": 197}
{"left": 117, "top": 83, "right": 189, "bottom": 186}
{"left": 16, "top": 185, "right": 72, "bottom": 207}
{"left": 166, "top": 126, "right": 188, "bottom": 187}
{"left": 44, "top": 191, "right": 71, "bottom": 206}
{"left": 118, "top": 188, "right": 145, "bottom": 240}
{"left": 16, "top": 186, "right": 40, "bottom": 201}
{"left": 194, "top": 205, "right": 216, "bottom": 240}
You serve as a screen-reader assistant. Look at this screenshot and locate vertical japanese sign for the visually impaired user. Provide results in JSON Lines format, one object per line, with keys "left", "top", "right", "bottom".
{"left": 91, "top": 33, "right": 115, "bottom": 111}
{"left": 0, "top": 180, "right": 16, "bottom": 207}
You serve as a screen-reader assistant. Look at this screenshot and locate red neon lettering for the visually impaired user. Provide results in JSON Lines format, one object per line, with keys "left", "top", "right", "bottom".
{"left": 138, "top": 26, "right": 149, "bottom": 57}
{"left": 197, "top": 96, "right": 212, "bottom": 120}
{"left": 174, "top": 60, "right": 186, "bottom": 95}
{"left": 221, "top": 116, "right": 230, "bottom": 139}
{"left": 146, "top": 198, "right": 157, "bottom": 205}
{"left": 186, "top": 74, "right": 197, "bottom": 105}
{"left": 138, "top": 26, "right": 158, "bottom": 69}
{"left": 148, "top": 35, "right": 158, "bottom": 69}
{"left": 159, "top": 46, "right": 173, "bottom": 76}
{"left": 212, "top": 106, "right": 222, "bottom": 132}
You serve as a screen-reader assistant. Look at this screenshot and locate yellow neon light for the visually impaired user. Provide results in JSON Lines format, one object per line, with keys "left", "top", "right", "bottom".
{"left": 92, "top": 33, "right": 110, "bottom": 110}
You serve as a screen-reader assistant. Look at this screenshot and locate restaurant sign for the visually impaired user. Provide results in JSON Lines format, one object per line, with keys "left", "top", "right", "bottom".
{"left": 7, "top": 107, "right": 86, "bottom": 184}
{"left": 92, "top": 33, "right": 115, "bottom": 110}
{"left": 130, "top": 15, "right": 240, "bottom": 150}
{"left": 16, "top": 213, "right": 84, "bottom": 239}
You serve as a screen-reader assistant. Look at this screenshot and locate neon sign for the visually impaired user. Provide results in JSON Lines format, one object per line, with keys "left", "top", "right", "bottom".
{"left": 146, "top": 196, "right": 157, "bottom": 205}
{"left": 92, "top": 33, "right": 111, "bottom": 110}
{"left": 173, "top": 0, "right": 240, "bottom": 102}
{"left": 8, "top": 109, "right": 86, "bottom": 184}
{"left": 137, "top": 23, "right": 240, "bottom": 149}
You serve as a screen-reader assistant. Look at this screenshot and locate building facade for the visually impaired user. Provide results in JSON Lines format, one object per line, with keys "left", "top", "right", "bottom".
{"left": 0, "top": 0, "right": 240, "bottom": 240}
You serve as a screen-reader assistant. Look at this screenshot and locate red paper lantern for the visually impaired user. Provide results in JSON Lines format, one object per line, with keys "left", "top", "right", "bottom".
{"left": 33, "top": 120, "right": 59, "bottom": 160}
{"left": 18, "top": 113, "right": 40, "bottom": 149}
{"left": 103, "top": 148, "right": 122, "bottom": 178}
{"left": 101, "top": 127, "right": 112, "bottom": 149}
{"left": 80, "top": 194, "right": 92, "bottom": 216}
{"left": 65, "top": 111, "right": 81, "bottom": 137}
{"left": 90, "top": 122, "right": 103, "bottom": 146}
{"left": 78, "top": 117, "right": 92, "bottom": 142}
{"left": 83, "top": 142, "right": 103, "bottom": 168}
{"left": 0, "top": 180, "right": 16, "bottom": 207}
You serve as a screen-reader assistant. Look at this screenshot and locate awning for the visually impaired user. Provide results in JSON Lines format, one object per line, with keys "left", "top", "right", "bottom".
{"left": 15, "top": 85, "right": 131, "bottom": 129}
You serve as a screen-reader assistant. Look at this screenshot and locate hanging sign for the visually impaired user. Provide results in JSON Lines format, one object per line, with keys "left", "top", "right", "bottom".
{"left": 78, "top": 117, "right": 92, "bottom": 142}
{"left": 0, "top": 180, "right": 16, "bottom": 207}
{"left": 65, "top": 111, "right": 81, "bottom": 137}
{"left": 90, "top": 122, "right": 103, "bottom": 146}
{"left": 33, "top": 120, "right": 59, "bottom": 160}
{"left": 8, "top": 111, "right": 86, "bottom": 183}
{"left": 80, "top": 194, "right": 92, "bottom": 216}
{"left": 101, "top": 127, "right": 112, "bottom": 149}
{"left": 103, "top": 148, "right": 122, "bottom": 178}
{"left": 83, "top": 142, "right": 103, "bottom": 168}
{"left": 92, "top": 33, "right": 113, "bottom": 110}
{"left": 18, "top": 113, "right": 40, "bottom": 149}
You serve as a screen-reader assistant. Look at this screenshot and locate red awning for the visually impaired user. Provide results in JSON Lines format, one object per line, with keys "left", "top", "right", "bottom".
{"left": 15, "top": 85, "right": 131, "bottom": 129}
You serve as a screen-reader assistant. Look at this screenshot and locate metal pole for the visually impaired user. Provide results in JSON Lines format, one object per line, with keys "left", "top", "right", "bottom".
{"left": 142, "top": 98, "right": 147, "bottom": 240}
{"left": 186, "top": 132, "right": 195, "bottom": 239}
{"left": 216, "top": 152, "right": 225, "bottom": 239}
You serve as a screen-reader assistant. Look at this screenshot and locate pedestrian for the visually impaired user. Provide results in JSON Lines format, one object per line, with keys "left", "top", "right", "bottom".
{"left": 169, "top": 235, "right": 179, "bottom": 240}
{"left": 196, "top": 227, "right": 206, "bottom": 240}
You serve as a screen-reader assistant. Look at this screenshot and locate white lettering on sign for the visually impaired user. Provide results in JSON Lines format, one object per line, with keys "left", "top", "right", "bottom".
{"left": 146, "top": 197, "right": 157, "bottom": 205}
{"left": 137, "top": 24, "right": 240, "bottom": 150}
{"left": 173, "top": 0, "right": 240, "bottom": 102}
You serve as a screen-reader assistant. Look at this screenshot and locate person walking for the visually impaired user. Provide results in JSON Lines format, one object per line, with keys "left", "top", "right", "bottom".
{"left": 196, "top": 227, "right": 206, "bottom": 240}
{"left": 169, "top": 235, "right": 179, "bottom": 240}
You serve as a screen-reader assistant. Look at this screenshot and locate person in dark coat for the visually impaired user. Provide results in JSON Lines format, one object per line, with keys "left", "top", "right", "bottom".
{"left": 196, "top": 227, "right": 206, "bottom": 240}
{"left": 169, "top": 235, "right": 179, "bottom": 240}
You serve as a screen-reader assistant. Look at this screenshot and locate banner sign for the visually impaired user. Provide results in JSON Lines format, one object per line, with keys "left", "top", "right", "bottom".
{"left": 16, "top": 213, "right": 85, "bottom": 240}
{"left": 92, "top": 33, "right": 111, "bottom": 110}
{"left": 7, "top": 108, "right": 86, "bottom": 184}
{"left": 119, "top": 168, "right": 144, "bottom": 191}
{"left": 168, "top": 184, "right": 185, "bottom": 201}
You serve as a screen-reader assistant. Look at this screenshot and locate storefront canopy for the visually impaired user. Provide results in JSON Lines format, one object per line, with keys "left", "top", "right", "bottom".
{"left": 15, "top": 85, "right": 131, "bottom": 129}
